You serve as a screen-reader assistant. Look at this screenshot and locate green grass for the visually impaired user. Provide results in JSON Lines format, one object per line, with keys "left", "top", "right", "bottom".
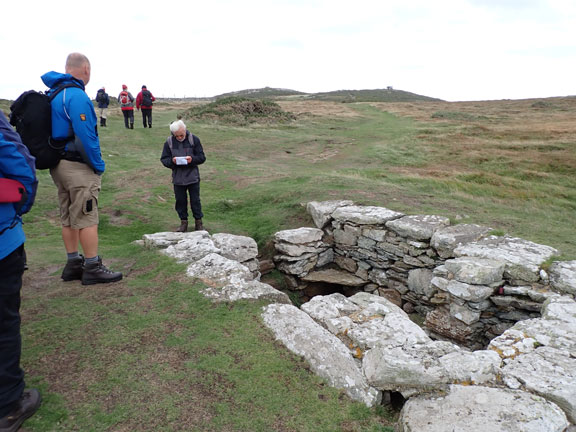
{"left": 14, "top": 98, "right": 575, "bottom": 431}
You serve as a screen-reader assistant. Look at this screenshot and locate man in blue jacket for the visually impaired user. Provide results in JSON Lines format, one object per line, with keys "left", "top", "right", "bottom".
{"left": 0, "top": 111, "right": 41, "bottom": 431}
{"left": 41, "top": 53, "right": 122, "bottom": 285}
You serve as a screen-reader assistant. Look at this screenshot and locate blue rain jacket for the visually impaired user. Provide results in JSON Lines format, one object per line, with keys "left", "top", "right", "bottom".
{"left": 41, "top": 71, "right": 105, "bottom": 174}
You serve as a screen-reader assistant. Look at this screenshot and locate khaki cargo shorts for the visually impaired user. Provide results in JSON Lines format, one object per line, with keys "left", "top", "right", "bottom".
{"left": 50, "top": 160, "right": 101, "bottom": 229}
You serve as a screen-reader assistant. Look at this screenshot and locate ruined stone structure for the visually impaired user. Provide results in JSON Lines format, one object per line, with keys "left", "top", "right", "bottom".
{"left": 273, "top": 200, "right": 574, "bottom": 349}
{"left": 139, "top": 202, "right": 576, "bottom": 431}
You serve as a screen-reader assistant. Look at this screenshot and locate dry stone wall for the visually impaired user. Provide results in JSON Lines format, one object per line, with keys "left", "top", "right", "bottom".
{"left": 137, "top": 206, "right": 576, "bottom": 431}
{"left": 273, "top": 200, "right": 574, "bottom": 349}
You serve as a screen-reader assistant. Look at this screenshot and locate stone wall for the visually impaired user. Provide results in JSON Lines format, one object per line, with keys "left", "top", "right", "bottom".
{"left": 139, "top": 220, "right": 576, "bottom": 431}
{"left": 273, "top": 200, "right": 576, "bottom": 349}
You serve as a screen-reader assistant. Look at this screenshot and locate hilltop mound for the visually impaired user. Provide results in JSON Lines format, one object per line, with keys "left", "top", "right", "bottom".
{"left": 310, "top": 88, "right": 442, "bottom": 102}
{"left": 182, "top": 97, "right": 296, "bottom": 125}
{"left": 216, "top": 87, "right": 306, "bottom": 99}
{"left": 212, "top": 87, "right": 442, "bottom": 103}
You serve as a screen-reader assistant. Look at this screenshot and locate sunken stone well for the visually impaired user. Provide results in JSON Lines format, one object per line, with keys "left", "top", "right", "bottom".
{"left": 140, "top": 201, "right": 576, "bottom": 431}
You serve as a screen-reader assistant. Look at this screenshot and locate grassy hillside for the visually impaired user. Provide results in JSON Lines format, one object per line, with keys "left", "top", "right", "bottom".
{"left": 3, "top": 96, "right": 575, "bottom": 431}
{"left": 307, "top": 88, "right": 442, "bottom": 102}
{"left": 213, "top": 87, "right": 442, "bottom": 102}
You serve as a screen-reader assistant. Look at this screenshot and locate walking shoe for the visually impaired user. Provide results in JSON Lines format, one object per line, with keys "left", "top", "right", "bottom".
{"left": 81, "top": 257, "right": 123, "bottom": 285}
{"left": 61, "top": 256, "right": 84, "bottom": 281}
{"left": 0, "top": 389, "right": 41, "bottom": 432}
{"left": 194, "top": 219, "right": 204, "bottom": 231}
{"left": 175, "top": 220, "right": 188, "bottom": 233}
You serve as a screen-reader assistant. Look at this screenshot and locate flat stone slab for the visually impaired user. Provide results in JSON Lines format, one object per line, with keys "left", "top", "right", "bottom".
{"left": 306, "top": 200, "right": 355, "bottom": 229}
{"left": 186, "top": 253, "right": 253, "bottom": 287}
{"left": 398, "top": 384, "right": 569, "bottom": 432}
{"left": 363, "top": 341, "right": 501, "bottom": 391}
{"left": 430, "top": 224, "right": 492, "bottom": 258}
{"left": 331, "top": 205, "right": 404, "bottom": 225}
{"left": 161, "top": 235, "right": 221, "bottom": 264}
{"left": 142, "top": 231, "right": 209, "bottom": 249}
{"left": 454, "top": 235, "right": 559, "bottom": 282}
{"left": 444, "top": 256, "right": 505, "bottom": 285}
{"left": 549, "top": 261, "right": 576, "bottom": 296}
{"left": 201, "top": 279, "right": 291, "bottom": 304}
{"left": 488, "top": 296, "right": 576, "bottom": 423}
{"left": 212, "top": 233, "right": 258, "bottom": 263}
{"left": 261, "top": 303, "right": 381, "bottom": 407}
{"left": 385, "top": 215, "right": 450, "bottom": 241}
{"left": 302, "top": 269, "right": 366, "bottom": 286}
{"left": 273, "top": 227, "right": 323, "bottom": 244}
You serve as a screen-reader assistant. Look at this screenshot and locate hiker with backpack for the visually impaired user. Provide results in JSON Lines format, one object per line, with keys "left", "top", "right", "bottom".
{"left": 117, "top": 84, "right": 135, "bottom": 129}
{"left": 40, "top": 52, "right": 123, "bottom": 285}
{"left": 0, "top": 111, "right": 42, "bottom": 431}
{"left": 95, "top": 87, "right": 110, "bottom": 127}
{"left": 160, "top": 120, "right": 206, "bottom": 232}
{"left": 136, "top": 85, "right": 156, "bottom": 128}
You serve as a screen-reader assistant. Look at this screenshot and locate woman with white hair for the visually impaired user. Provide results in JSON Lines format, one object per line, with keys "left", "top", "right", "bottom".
{"left": 160, "top": 120, "right": 206, "bottom": 232}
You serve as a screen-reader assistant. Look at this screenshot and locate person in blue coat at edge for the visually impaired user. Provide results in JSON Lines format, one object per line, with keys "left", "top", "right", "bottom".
{"left": 40, "top": 52, "right": 122, "bottom": 285}
{"left": 0, "top": 110, "right": 41, "bottom": 432}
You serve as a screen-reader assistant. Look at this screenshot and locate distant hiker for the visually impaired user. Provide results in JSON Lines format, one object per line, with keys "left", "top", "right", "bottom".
{"left": 136, "top": 85, "right": 156, "bottom": 128}
{"left": 117, "top": 84, "right": 135, "bottom": 129}
{"left": 0, "top": 111, "right": 42, "bottom": 431}
{"left": 95, "top": 87, "right": 109, "bottom": 127}
{"left": 41, "top": 52, "right": 123, "bottom": 285}
{"left": 160, "top": 120, "right": 206, "bottom": 232}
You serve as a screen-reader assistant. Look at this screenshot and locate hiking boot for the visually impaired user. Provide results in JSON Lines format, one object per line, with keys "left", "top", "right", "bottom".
{"left": 81, "top": 257, "right": 123, "bottom": 286}
{"left": 0, "top": 389, "right": 42, "bottom": 432}
{"left": 194, "top": 219, "right": 204, "bottom": 231}
{"left": 61, "top": 256, "right": 84, "bottom": 281}
{"left": 175, "top": 220, "right": 188, "bottom": 233}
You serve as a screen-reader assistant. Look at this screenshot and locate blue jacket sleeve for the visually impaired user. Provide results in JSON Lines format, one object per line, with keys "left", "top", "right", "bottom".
{"left": 66, "top": 88, "right": 106, "bottom": 174}
{"left": 0, "top": 111, "right": 37, "bottom": 214}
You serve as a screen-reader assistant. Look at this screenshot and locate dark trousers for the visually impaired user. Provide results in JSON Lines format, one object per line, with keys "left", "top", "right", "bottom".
{"left": 0, "top": 245, "right": 26, "bottom": 417}
{"left": 174, "top": 182, "right": 203, "bottom": 221}
{"left": 122, "top": 110, "right": 134, "bottom": 128}
{"left": 141, "top": 109, "right": 152, "bottom": 127}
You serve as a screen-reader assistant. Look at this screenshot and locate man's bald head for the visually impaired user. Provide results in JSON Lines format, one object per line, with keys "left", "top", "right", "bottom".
{"left": 65, "top": 53, "right": 91, "bottom": 86}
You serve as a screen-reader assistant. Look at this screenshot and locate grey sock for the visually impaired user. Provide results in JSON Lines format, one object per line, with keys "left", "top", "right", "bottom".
{"left": 67, "top": 252, "right": 80, "bottom": 261}
{"left": 85, "top": 256, "right": 99, "bottom": 265}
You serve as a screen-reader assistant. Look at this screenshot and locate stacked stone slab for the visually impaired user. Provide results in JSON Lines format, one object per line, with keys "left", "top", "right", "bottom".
{"left": 140, "top": 231, "right": 290, "bottom": 304}
{"left": 262, "top": 292, "right": 575, "bottom": 431}
{"left": 273, "top": 201, "right": 573, "bottom": 350}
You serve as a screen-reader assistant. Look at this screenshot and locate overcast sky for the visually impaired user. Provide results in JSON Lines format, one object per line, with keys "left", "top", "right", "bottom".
{"left": 2, "top": 0, "right": 575, "bottom": 102}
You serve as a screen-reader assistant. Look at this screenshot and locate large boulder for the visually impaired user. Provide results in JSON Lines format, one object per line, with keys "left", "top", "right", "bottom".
{"left": 212, "top": 233, "right": 258, "bottom": 263}
{"left": 160, "top": 232, "right": 221, "bottom": 263}
{"left": 398, "top": 384, "right": 569, "bottom": 432}
{"left": 186, "top": 253, "right": 253, "bottom": 287}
